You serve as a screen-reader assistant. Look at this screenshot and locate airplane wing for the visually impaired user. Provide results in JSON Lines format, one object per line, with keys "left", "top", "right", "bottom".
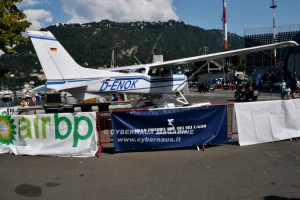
{"left": 104, "top": 41, "right": 298, "bottom": 73}
{"left": 113, "top": 41, "right": 297, "bottom": 69}
{"left": 149, "top": 40, "right": 296, "bottom": 93}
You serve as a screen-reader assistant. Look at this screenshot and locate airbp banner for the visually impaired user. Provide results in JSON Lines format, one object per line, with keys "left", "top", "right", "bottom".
{"left": 111, "top": 105, "right": 227, "bottom": 152}
{"left": 0, "top": 112, "right": 98, "bottom": 157}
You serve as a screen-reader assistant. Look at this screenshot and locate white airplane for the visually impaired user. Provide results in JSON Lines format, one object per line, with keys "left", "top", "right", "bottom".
{"left": 27, "top": 30, "right": 298, "bottom": 104}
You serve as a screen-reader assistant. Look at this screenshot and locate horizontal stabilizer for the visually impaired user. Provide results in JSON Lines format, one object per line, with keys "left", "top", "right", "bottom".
{"left": 32, "top": 85, "right": 51, "bottom": 93}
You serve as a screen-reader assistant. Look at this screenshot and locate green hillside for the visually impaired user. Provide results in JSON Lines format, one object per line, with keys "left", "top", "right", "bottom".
{"left": 0, "top": 20, "right": 244, "bottom": 88}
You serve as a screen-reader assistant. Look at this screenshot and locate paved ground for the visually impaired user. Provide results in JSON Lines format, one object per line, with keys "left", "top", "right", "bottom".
{"left": 1, "top": 140, "right": 300, "bottom": 200}
{"left": 1, "top": 89, "right": 300, "bottom": 200}
{"left": 185, "top": 88, "right": 282, "bottom": 104}
{"left": 129, "top": 88, "right": 283, "bottom": 108}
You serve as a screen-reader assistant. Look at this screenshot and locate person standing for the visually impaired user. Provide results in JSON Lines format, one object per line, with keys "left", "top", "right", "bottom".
{"left": 280, "top": 79, "right": 286, "bottom": 99}
{"left": 30, "top": 95, "right": 36, "bottom": 106}
{"left": 20, "top": 99, "right": 28, "bottom": 107}
{"left": 111, "top": 94, "right": 119, "bottom": 101}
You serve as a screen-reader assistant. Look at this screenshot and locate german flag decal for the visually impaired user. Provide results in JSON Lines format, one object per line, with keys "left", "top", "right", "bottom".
{"left": 50, "top": 48, "right": 57, "bottom": 52}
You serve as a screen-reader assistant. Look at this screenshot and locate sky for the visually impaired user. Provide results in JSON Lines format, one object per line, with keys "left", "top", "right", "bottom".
{"left": 17, "top": 0, "right": 300, "bottom": 36}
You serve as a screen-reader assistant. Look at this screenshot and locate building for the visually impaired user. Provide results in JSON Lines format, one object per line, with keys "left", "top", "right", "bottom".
{"left": 244, "top": 24, "right": 300, "bottom": 85}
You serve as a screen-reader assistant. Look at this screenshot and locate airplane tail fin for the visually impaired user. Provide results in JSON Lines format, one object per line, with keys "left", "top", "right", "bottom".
{"left": 27, "top": 30, "right": 97, "bottom": 90}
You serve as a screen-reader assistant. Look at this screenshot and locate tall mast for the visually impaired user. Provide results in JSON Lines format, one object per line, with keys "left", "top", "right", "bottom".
{"left": 270, "top": 0, "right": 277, "bottom": 66}
{"left": 223, "top": 0, "right": 228, "bottom": 51}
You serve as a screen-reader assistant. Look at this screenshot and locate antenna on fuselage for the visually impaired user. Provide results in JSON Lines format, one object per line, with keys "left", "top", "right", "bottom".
{"left": 147, "top": 32, "right": 162, "bottom": 63}
{"left": 134, "top": 56, "right": 142, "bottom": 65}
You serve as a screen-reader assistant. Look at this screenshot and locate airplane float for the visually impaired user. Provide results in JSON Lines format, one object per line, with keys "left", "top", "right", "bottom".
{"left": 27, "top": 30, "right": 298, "bottom": 105}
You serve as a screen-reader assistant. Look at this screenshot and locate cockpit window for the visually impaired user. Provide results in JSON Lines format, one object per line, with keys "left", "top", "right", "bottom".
{"left": 175, "top": 66, "right": 183, "bottom": 74}
{"left": 148, "top": 67, "right": 172, "bottom": 76}
{"left": 148, "top": 68, "right": 160, "bottom": 76}
{"left": 133, "top": 68, "right": 146, "bottom": 74}
{"left": 161, "top": 67, "right": 171, "bottom": 76}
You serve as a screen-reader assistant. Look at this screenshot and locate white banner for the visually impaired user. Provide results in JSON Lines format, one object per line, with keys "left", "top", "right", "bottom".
{"left": 0, "top": 112, "right": 98, "bottom": 157}
{"left": 0, "top": 108, "right": 8, "bottom": 114}
{"left": 235, "top": 99, "right": 300, "bottom": 146}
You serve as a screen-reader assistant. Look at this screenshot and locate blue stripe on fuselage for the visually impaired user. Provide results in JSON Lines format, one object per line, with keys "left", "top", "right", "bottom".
{"left": 46, "top": 76, "right": 185, "bottom": 92}
{"left": 99, "top": 76, "right": 185, "bottom": 92}
{"left": 29, "top": 35, "right": 57, "bottom": 41}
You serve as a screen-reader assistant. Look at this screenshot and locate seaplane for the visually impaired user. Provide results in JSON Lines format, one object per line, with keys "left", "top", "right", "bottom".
{"left": 27, "top": 30, "right": 298, "bottom": 105}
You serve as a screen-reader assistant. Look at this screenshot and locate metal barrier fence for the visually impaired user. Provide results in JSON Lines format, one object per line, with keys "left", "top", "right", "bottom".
{"left": 97, "top": 104, "right": 238, "bottom": 156}
{"left": 227, "top": 103, "right": 238, "bottom": 136}
{"left": 97, "top": 111, "right": 112, "bottom": 150}
{"left": 97, "top": 108, "right": 149, "bottom": 156}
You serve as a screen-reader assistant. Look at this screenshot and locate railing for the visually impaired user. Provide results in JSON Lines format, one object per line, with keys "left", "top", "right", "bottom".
{"left": 244, "top": 24, "right": 300, "bottom": 36}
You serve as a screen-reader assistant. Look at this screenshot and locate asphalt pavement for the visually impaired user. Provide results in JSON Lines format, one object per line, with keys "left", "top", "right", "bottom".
{"left": 184, "top": 88, "right": 282, "bottom": 105}
{"left": 1, "top": 89, "right": 300, "bottom": 200}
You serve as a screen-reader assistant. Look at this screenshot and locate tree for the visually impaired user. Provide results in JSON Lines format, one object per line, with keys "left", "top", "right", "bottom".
{"left": 0, "top": 0, "right": 31, "bottom": 54}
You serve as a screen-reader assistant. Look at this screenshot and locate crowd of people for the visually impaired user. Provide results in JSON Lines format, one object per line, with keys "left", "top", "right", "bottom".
{"left": 20, "top": 95, "right": 37, "bottom": 107}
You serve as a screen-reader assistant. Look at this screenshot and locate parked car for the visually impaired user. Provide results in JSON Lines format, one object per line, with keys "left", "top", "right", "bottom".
{"left": 234, "top": 84, "right": 259, "bottom": 102}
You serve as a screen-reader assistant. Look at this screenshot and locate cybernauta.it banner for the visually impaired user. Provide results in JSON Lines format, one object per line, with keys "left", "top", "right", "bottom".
{"left": 0, "top": 112, "right": 98, "bottom": 157}
{"left": 111, "top": 105, "right": 227, "bottom": 152}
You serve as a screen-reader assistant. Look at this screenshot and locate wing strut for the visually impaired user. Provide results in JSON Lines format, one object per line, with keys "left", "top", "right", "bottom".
{"left": 176, "top": 91, "right": 189, "bottom": 105}
{"left": 173, "top": 62, "right": 208, "bottom": 93}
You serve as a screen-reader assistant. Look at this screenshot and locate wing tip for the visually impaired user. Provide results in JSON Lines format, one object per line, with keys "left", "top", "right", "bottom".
{"left": 282, "top": 40, "right": 299, "bottom": 47}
